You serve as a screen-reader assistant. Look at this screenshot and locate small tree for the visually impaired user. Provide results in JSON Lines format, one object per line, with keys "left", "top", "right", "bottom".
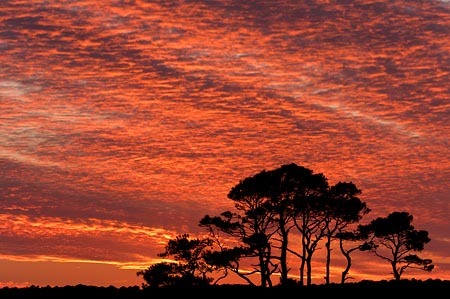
{"left": 137, "top": 262, "right": 174, "bottom": 288}
{"left": 360, "top": 211, "right": 434, "bottom": 280}
{"left": 137, "top": 234, "right": 215, "bottom": 287}
{"left": 137, "top": 262, "right": 200, "bottom": 288}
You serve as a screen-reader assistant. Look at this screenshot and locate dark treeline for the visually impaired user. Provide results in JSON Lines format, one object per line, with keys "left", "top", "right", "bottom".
{"left": 138, "top": 163, "right": 435, "bottom": 288}
{"left": 1, "top": 280, "right": 449, "bottom": 299}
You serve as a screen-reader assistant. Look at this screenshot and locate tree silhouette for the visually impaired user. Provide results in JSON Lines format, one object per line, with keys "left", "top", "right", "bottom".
{"left": 360, "top": 211, "right": 434, "bottom": 280}
{"left": 322, "top": 182, "right": 370, "bottom": 284}
{"left": 137, "top": 234, "right": 215, "bottom": 288}
{"left": 137, "top": 262, "right": 189, "bottom": 288}
{"left": 202, "top": 169, "right": 279, "bottom": 287}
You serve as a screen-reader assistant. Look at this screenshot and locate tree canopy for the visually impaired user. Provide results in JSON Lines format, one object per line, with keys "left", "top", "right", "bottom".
{"left": 360, "top": 211, "right": 434, "bottom": 281}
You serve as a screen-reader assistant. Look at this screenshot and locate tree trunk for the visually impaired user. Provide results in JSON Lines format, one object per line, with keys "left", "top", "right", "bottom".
{"left": 299, "top": 234, "right": 306, "bottom": 286}
{"left": 299, "top": 259, "right": 305, "bottom": 286}
{"left": 267, "top": 265, "right": 273, "bottom": 288}
{"left": 392, "top": 261, "right": 401, "bottom": 281}
{"left": 340, "top": 239, "right": 351, "bottom": 284}
{"left": 279, "top": 223, "right": 289, "bottom": 284}
{"left": 325, "top": 234, "right": 332, "bottom": 284}
{"left": 306, "top": 256, "right": 312, "bottom": 286}
{"left": 259, "top": 251, "right": 267, "bottom": 287}
{"left": 265, "top": 247, "right": 273, "bottom": 287}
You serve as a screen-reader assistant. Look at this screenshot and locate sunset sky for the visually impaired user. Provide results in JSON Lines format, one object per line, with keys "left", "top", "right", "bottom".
{"left": 1, "top": 0, "right": 449, "bottom": 287}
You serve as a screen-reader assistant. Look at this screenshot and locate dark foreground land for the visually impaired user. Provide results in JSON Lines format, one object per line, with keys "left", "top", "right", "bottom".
{"left": 1, "top": 279, "right": 449, "bottom": 298}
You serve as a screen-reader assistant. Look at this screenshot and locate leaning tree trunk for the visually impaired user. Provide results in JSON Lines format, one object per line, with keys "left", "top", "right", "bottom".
{"left": 299, "top": 234, "right": 307, "bottom": 286}
{"left": 339, "top": 238, "right": 352, "bottom": 284}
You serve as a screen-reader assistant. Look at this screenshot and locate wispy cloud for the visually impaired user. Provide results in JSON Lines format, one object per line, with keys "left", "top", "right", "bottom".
{"left": 0, "top": 213, "right": 177, "bottom": 263}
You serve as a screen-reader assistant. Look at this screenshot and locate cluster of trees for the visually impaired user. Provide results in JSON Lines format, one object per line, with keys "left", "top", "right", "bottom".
{"left": 138, "top": 163, "right": 434, "bottom": 288}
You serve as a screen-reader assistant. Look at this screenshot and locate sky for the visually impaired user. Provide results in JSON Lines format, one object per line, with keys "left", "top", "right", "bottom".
{"left": 0, "top": 0, "right": 449, "bottom": 287}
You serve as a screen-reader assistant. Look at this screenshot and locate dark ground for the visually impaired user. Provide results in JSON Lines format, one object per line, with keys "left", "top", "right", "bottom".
{"left": 1, "top": 279, "right": 448, "bottom": 298}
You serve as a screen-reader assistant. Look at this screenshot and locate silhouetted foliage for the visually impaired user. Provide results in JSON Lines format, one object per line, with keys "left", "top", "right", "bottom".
{"left": 360, "top": 211, "right": 434, "bottom": 280}
{"left": 137, "top": 262, "right": 202, "bottom": 288}
{"left": 138, "top": 234, "right": 215, "bottom": 288}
